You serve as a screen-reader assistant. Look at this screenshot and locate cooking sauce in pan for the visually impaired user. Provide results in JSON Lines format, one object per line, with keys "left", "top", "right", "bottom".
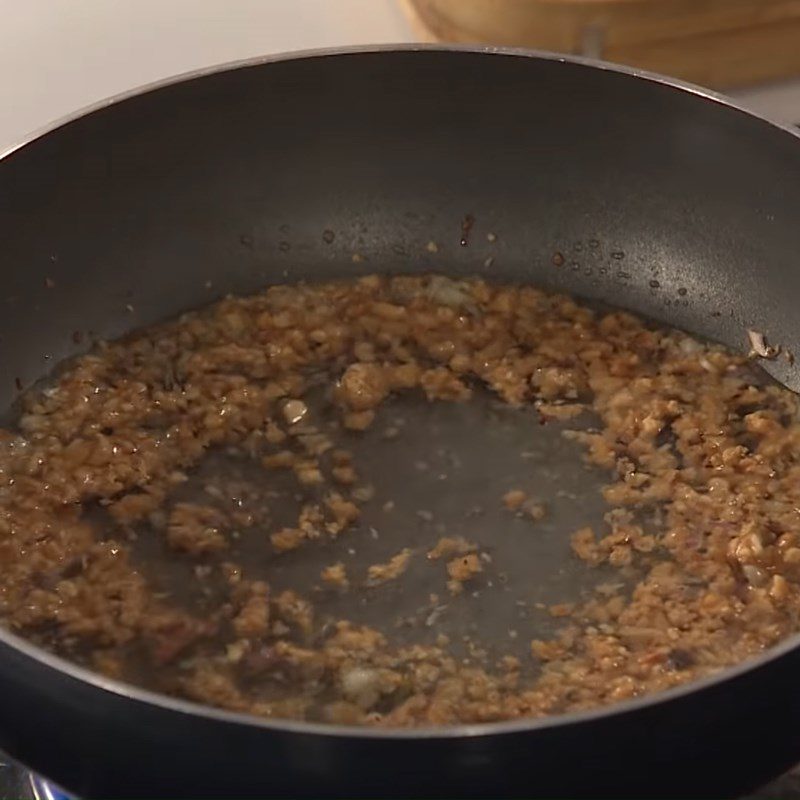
{"left": 1, "top": 274, "right": 797, "bottom": 726}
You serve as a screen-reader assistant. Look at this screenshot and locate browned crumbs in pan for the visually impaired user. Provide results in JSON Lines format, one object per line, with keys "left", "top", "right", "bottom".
{"left": 366, "top": 548, "right": 413, "bottom": 586}
{"left": 320, "top": 562, "right": 349, "bottom": 590}
{"left": 2, "top": 273, "right": 800, "bottom": 726}
{"left": 426, "top": 536, "right": 477, "bottom": 561}
{"left": 445, "top": 553, "right": 483, "bottom": 595}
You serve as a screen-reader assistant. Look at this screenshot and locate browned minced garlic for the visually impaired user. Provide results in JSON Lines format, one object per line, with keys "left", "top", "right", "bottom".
{"left": 503, "top": 490, "right": 546, "bottom": 522}
{"left": 503, "top": 489, "right": 527, "bottom": 511}
{"left": 232, "top": 582, "right": 270, "bottom": 638}
{"left": 321, "top": 562, "right": 349, "bottom": 590}
{"left": 4, "top": 273, "right": 800, "bottom": 727}
{"left": 427, "top": 536, "right": 477, "bottom": 560}
{"left": 525, "top": 502, "right": 546, "bottom": 522}
{"left": 452, "top": 554, "right": 484, "bottom": 578}
{"left": 366, "top": 549, "right": 413, "bottom": 586}
{"left": 445, "top": 553, "right": 483, "bottom": 595}
{"left": 167, "top": 503, "right": 228, "bottom": 554}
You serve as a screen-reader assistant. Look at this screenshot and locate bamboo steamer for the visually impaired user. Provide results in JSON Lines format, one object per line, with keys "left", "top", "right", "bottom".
{"left": 402, "top": 0, "right": 800, "bottom": 88}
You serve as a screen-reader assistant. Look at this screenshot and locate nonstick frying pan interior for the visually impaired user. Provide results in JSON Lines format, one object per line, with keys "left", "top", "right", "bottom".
{"left": 2, "top": 47, "right": 800, "bottom": 798}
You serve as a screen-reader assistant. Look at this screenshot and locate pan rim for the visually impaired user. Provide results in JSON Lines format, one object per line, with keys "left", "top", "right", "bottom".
{"left": 2, "top": 42, "right": 800, "bottom": 741}
{"left": 3, "top": 42, "right": 800, "bottom": 163}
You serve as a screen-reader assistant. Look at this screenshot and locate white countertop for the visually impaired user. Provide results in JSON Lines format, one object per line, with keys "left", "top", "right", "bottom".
{"left": 1, "top": 0, "right": 800, "bottom": 152}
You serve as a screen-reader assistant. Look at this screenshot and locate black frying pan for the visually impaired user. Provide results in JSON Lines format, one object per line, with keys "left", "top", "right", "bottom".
{"left": 1, "top": 46, "right": 800, "bottom": 799}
